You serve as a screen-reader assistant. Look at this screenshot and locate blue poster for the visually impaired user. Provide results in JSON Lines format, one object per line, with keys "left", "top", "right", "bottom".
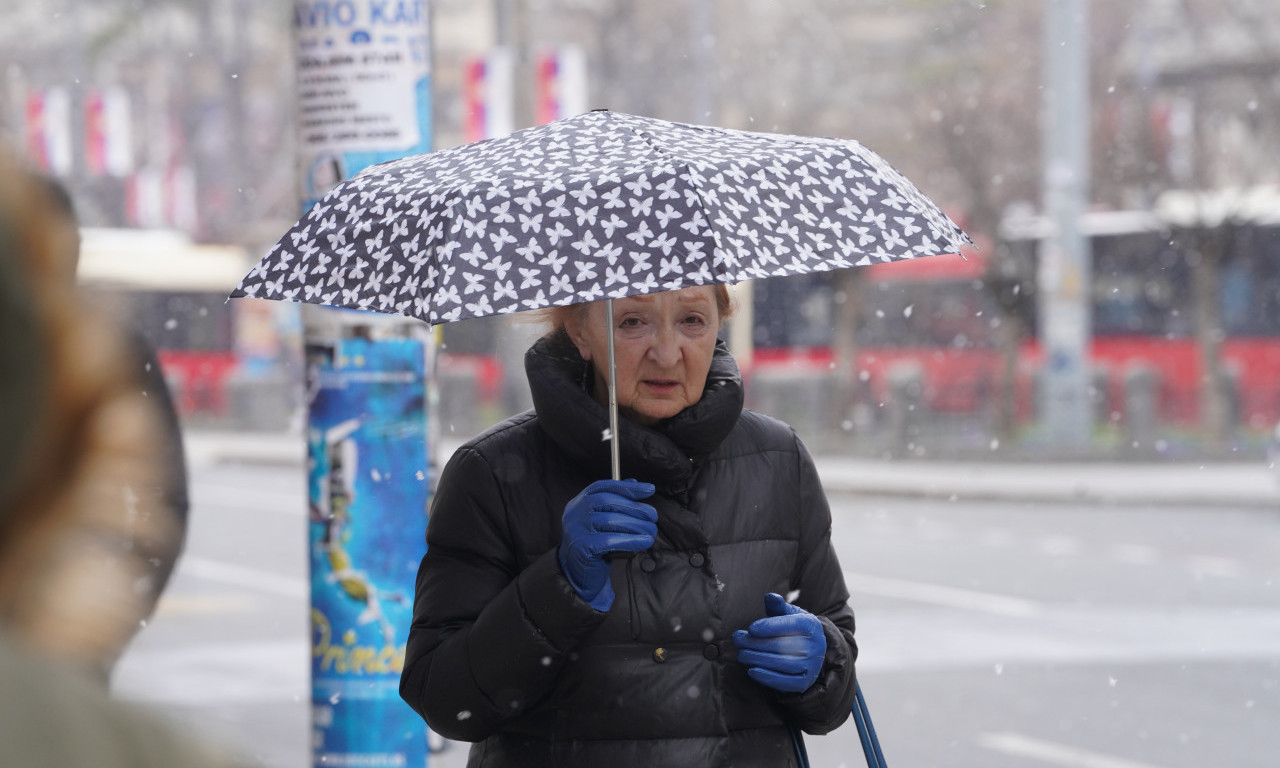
{"left": 306, "top": 337, "right": 429, "bottom": 767}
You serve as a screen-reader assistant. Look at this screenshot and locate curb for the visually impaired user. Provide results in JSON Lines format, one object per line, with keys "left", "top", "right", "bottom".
{"left": 183, "top": 432, "right": 305, "bottom": 470}
{"left": 814, "top": 459, "right": 1280, "bottom": 509}
{"left": 817, "top": 479, "right": 1280, "bottom": 509}
{"left": 182, "top": 432, "right": 1280, "bottom": 508}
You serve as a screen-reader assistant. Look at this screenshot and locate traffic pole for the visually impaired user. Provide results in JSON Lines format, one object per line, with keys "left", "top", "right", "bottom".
{"left": 1038, "top": 0, "right": 1093, "bottom": 447}
{"left": 292, "top": 2, "right": 436, "bottom": 766}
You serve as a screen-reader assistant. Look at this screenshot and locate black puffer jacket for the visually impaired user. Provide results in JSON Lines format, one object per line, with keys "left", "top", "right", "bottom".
{"left": 400, "top": 332, "right": 857, "bottom": 767}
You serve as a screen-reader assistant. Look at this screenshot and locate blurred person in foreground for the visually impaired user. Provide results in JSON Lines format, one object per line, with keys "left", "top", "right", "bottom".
{"left": 34, "top": 172, "right": 190, "bottom": 680}
{"left": 400, "top": 286, "right": 858, "bottom": 767}
{"left": 0, "top": 158, "right": 239, "bottom": 766}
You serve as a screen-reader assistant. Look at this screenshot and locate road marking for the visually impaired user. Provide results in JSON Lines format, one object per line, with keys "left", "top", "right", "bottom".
{"left": 1111, "top": 543, "right": 1159, "bottom": 566}
{"left": 977, "top": 527, "right": 1016, "bottom": 548}
{"left": 155, "top": 593, "right": 263, "bottom": 616}
{"left": 114, "top": 639, "right": 308, "bottom": 705}
{"left": 978, "top": 732, "right": 1167, "bottom": 768}
{"left": 1038, "top": 535, "right": 1080, "bottom": 556}
{"left": 844, "top": 571, "right": 1043, "bottom": 617}
{"left": 181, "top": 555, "right": 308, "bottom": 599}
{"left": 1187, "top": 555, "right": 1243, "bottom": 579}
{"left": 913, "top": 520, "right": 956, "bottom": 541}
{"left": 191, "top": 483, "right": 307, "bottom": 516}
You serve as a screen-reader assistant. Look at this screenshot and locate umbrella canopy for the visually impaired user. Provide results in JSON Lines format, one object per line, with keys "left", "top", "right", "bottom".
{"left": 232, "top": 110, "right": 971, "bottom": 479}
{"left": 231, "top": 109, "right": 970, "bottom": 322}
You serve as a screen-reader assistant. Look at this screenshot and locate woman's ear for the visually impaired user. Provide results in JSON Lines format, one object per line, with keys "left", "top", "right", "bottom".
{"left": 564, "top": 318, "right": 594, "bottom": 363}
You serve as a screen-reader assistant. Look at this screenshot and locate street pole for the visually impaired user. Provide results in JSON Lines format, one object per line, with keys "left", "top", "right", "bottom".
{"left": 496, "top": 0, "right": 531, "bottom": 129}
{"left": 225, "top": 0, "right": 250, "bottom": 236}
{"left": 689, "top": 0, "right": 714, "bottom": 123}
{"left": 292, "top": 2, "right": 435, "bottom": 765}
{"left": 689, "top": 0, "right": 755, "bottom": 370}
{"left": 64, "top": 0, "right": 86, "bottom": 199}
{"left": 1038, "top": 0, "right": 1092, "bottom": 447}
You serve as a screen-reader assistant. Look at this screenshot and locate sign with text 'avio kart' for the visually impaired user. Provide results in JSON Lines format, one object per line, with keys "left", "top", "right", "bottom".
{"left": 307, "top": 337, "right": 429, "bottom": 767}
{"left": 295, "top": 0, "right": 432, "bottom": 209}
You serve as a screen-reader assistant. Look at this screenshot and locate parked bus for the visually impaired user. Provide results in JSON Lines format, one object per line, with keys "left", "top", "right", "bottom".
{"left": 76, "top": 228, "right": 255, "bottom": 422}
{"left": 750, "top": 210, "right": 1280, "bottom": 431}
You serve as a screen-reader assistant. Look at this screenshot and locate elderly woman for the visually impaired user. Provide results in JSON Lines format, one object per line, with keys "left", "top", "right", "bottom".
{"left": 400, "top": 285, "right": 858, "bottom": 767}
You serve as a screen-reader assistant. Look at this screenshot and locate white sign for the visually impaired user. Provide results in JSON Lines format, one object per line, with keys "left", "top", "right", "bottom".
{"left": 294, "top": 0, "right": 431, "bottom": 154}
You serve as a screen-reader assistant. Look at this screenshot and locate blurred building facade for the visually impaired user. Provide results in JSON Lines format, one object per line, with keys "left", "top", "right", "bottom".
{"left": 3, "top": 0, "right": 1277, "bottom": 456}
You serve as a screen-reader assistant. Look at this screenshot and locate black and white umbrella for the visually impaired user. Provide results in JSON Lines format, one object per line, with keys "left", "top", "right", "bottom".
{"left": 232, "top": 109, "right": 970, "bottom": 474}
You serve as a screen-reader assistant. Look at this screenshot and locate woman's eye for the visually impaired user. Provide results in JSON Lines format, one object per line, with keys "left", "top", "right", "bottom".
{"left": 619, "top": 317, "right": 643, "bottom": 328}
{"left": 682, "top": 315, "right": 706, "bottom": 327}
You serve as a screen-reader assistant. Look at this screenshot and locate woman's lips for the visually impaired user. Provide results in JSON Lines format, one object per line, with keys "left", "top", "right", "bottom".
{"left": 643, "top": 380, "right": 678, "bottom": 391}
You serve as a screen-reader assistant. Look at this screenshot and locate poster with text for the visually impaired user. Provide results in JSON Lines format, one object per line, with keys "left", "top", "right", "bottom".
{"left": 307, "top": 336, "right": 429, "bottom": 767}
{"left": 295, "top": 0, "right": 433, "bottom": 209}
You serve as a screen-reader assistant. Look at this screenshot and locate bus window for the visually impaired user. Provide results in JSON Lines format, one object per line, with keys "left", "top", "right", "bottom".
{"left": 752, "top": 272, "right": 835, "bottom": 349}
{"left": 1224, "top": 224, "right": 1280, "bottom": 337}
{"left": 76, "top": 229, "right": 252, "bottom": 421}
{"left": 1091, "top": 230, "right": 1189, "bottom": 338}
{"left": 857, "top": 280, "right": 994, "bottom": 349}
{"left": 131, "top": 291, "right": 235, "bottom": 352}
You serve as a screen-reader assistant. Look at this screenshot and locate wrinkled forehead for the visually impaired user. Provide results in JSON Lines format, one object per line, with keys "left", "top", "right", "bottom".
{"left": 620, "top": 286, "right": 717, "bottom": 310}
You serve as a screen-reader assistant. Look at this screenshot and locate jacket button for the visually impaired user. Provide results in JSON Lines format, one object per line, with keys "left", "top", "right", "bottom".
{"left": 652, "top": 647, "right": 668, "bottom": 663}
{"left": 689, "top": 552, "right": 706, "bottom": 568}
{"left": 703, "top": 643, "right": 720, "bottom": 660}
{"left": 640, "top": 557, "right": 657, "bottom": 573}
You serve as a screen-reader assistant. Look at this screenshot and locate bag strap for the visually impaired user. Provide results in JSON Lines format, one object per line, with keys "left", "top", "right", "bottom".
{"left": 790, "top": 682, "right": 886, "bottom": 768}
{"left": 852, "top": 683, "right": 887, "bottom": 767}
{"left": 789, "top": 722, "right": 811, "bottom": 767}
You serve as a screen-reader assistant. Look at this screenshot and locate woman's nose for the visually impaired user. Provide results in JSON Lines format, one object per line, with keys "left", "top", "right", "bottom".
{"left": 647, "top": 325, "right": 682, "bottom": 367}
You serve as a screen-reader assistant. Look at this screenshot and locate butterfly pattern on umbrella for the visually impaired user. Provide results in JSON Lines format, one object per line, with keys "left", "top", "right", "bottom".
{"left": 233, "top": 110, "right": 970, "bottom": 325}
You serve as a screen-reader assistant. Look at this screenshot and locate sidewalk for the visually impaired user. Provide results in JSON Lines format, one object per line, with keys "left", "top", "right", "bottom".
{"left": 812, "top": 455, "right": 1280, "bottom": 508}
{"left": 184, "top": 430, "right": 1280, "bottom": 509}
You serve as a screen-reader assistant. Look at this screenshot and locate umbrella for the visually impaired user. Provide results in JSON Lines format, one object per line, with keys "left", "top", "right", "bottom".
{"left": 232, "top": 109, "right": 970, "bottom": 476}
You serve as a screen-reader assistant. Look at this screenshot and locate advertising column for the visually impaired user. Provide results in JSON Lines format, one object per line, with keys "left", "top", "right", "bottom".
{"left": 293, "top": 3, "right": 434, "bottom": 766}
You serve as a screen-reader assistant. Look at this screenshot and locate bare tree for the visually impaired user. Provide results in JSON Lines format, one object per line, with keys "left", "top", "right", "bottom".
{"left": 896, "top": 1, "right": 1043, "bottom": 440}
{"left": 1154, "top": 0, "right": 1280, "bottom": 449}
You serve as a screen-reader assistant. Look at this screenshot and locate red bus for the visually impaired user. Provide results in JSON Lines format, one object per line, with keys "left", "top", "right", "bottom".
{"left": 77, "top": 228, "right": 253, "bottom": 423}
{"left": 750, "top": 210, "right": 1280, "bottom": 432}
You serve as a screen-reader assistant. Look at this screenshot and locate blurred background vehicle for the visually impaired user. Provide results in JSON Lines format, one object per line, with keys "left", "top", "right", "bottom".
{"left": 748, "top": 208, "right": 1280, "bottom": 455}
{"left": 5, "top": 0, "right": 1278, "bottom": 460}
{"left": 77, "top": 227, "right": 302, "bottom": 431}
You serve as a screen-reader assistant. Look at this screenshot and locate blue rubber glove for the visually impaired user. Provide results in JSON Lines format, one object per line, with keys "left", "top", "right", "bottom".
{"left": 732, "top": 593, "right": 827, "bottom": 694}
{"left": 557, "top": 479, "right": 657, "bottom": 611}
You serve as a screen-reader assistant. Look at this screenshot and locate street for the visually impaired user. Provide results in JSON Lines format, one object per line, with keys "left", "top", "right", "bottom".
{"left": 114, "top": 458, "right": 1280, "bottom": 768}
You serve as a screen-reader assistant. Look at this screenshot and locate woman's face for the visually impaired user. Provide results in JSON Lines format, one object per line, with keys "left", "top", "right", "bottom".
{"left": 567, "top": 286, "right": 722, "bottom": 426}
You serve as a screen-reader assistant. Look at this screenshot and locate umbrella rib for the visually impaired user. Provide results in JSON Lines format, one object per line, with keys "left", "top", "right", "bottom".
{"left": 612, "top": 118, "right": 729, "bottom": 286}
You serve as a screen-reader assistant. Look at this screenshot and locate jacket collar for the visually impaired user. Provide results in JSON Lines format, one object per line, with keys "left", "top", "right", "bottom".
{"left": 526, "top": 330, "right": 744, "bottom": 489}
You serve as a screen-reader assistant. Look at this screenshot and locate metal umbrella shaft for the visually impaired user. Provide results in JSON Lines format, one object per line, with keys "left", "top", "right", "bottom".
{"left": 606, "top": 298, "right": 621, "bottom": 481}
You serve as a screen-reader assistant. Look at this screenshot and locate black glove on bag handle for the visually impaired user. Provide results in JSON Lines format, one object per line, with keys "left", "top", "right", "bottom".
{"left": 791, "top": 683, "right": 886, "bottom": 768}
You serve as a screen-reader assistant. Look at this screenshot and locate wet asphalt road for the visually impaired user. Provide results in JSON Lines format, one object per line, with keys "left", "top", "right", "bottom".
{"left": 114, "top": 461, "right": 1280, "bottom": 768}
